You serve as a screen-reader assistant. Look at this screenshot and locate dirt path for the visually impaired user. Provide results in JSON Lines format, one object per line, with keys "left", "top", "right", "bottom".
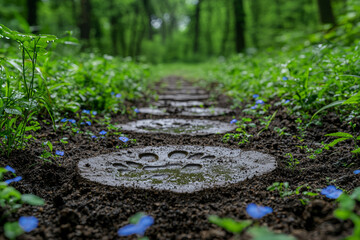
{"left": 2, "top": 76, "right": 358, "bottom": 239}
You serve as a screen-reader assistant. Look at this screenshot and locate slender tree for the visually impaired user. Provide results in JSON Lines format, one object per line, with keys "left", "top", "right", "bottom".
{"left": 205, "top": 0, "right": 213, "bottom": 56}
{"left": 193, "top": 0, "right": 202, "bottom": 54}
{"left": 250, "top": 0, "right": 259, "bottom": 48}
{"left": 233, "top": 0, "right": 245, "bottom": 53}
{"left": 79, "top": 0, "right": 92, "bottom": 41}
{"left": 317, "top": 0, "right": 336, "bottom": 24}
{"left": 221, "top": 0, "right": 231, "bottom": 55}
{"left": 142, "top": 0, "right": 154, "bottom": 40}
{"left": 109, "top": 0, "right": 119, "bottom": 55}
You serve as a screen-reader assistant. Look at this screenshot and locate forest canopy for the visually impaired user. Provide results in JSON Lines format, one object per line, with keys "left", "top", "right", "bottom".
{"left": 0, "top": 0, "right": 359, "bottom": 63}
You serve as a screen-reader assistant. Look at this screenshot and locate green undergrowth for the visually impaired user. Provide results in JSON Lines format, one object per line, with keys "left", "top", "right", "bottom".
{"left": 208, "top": 42, "right": 360, "bottom": 119}
{"left": 0, "top": 24, "right": 152, "bottom": 156}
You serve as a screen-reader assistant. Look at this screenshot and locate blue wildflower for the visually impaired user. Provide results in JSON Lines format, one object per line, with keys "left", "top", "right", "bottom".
{"left": 255, "top": 99, "right": 265, "bottom": 105}
{"left": 118, "top": 215, "right": 154, "bottom": 237}
{"left": 111, "top": 92, "right": 115, "bottom": 95}
{"left": 354, "top": 170, "right": 360, "bottom": 174}
{"left": 19, "top": 216, "right": 38, "bottom": 232}
{"left": 86, "top": 121, "right": 91, "bottom": 126}
{"left": 116, "top": 93, "right": 122, "bottom": 98}
{"left": 253, "top": 94, "right": 259, "bottom": 99}
{"left": 134, "top": 108, "right": 140, "bottom": 113}
{"left": 321, "top": 185, "right": 342, "bottom": 199}
{"left": 5, "top": 165, "right": 16, "bottom": 174}
{"left": 119, "top": 137, "right": 129, "bottom": 143}
{"left": 230, "top": 119, "right": 237, "bottom": 124}
{"left": 251, "top": 105, "right": 257, "bottom": 110}
{"left": 55, "top": 150, "right": 64, "bottom": 156}
{"left": 99, "top": 130, "right": 107, "bottom": 135}
{"left": 82, "top": 110, "right": 90, "bottom": 114}
{"left": 92, "top": 111, "right": 97, "bottom": 116}
{"left": 60, "top": 118, "right": 67, "bottom": 123}
{"left": 246, "top": 203, "right": 273, "bottom": 219}
{"left": 80, "top": 122, "right": 85, "bottom": 125}
{"left": 282, "top": 76, "right": 288, "bottom": 81}
{"left": 5, "top": 176, "right": 22, "bottom": 185}
{"left": 91, "top": 135, "right": 97, "bottom": 139}
{"left": 68, "top": 119, "right": 76, "bottom": 124}
{"left": 284, "top": 100, "right": 290, "bottom": 104}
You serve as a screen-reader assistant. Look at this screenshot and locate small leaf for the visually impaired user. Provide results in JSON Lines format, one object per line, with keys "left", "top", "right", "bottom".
{"left": 4, "top": 222, "right": 24, "bottom": 239}
{"left": 311, "top": 100, "right": 345, "bottom": 121}
{"left": 302, "top": 191, "right": 319, "bottom": 196}
{"left": 343, "top": 92, "right": 360, "bottom": 105}
{"left": 334, "top": 209, "right": 351, "bottom": 220}
{"left": 338, "top": 194, "right": 355, "bottom": 211}
{"left": 350, "top": 187, "right": 360, "bottom": 201}
{"left": 21, "top": 194, "right": 45, "bottom": 206}
{"left": 248, "top": 226, "right": 296, "bottom": 240}
{"left": 351, "top": 148, "right": 360, "bottom": 154}
{"left": 325, "top": 132, "right": 353, "bottom": 138}
{"left": 327, "top": 138, "right": 349, "bottom": 148}
{"left": 208, "top": 215, "right": 252, "bottom": 233}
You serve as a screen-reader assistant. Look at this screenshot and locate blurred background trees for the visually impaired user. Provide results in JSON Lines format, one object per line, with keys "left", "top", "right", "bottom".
{"left": 0, "top": 0, "right": 359, "bottom": 62}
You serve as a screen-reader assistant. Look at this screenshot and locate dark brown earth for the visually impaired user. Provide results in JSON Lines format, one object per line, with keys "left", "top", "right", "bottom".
{"left": 1, "top": 76, "right": 359, "bottom": 240}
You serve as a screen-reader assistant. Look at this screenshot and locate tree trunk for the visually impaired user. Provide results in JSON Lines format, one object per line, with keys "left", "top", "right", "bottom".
{"left": 193, "top": 0, "right": 202, "bottom": 54}
{"left": 221, "top": 0, "right": 231, "bottom": 54}
{"left": 317, "top": 0, "right": 336, "bottom": 24}
{"left": 130, "top": 2, "right": 144, "bottom": 58}
{"left": 110, "top": 16, "right": 118, "bottom": 55}
{"left": 250, "top": 0, "right": 259, "bottom": 48}
{"left": 233, "top": 0, "right": 245, "bottom": 53}
{"left": 27, "top": 0, "right": 38, "bottom": 32}
{"left": 118, "top": 20, "right": 127, "bottom": 56}
{"left": 206, "top": 1, "right": 213, "bottom": 56}
{"left": 142, "top": 0, "right": 153, "bottom": 40}
{"left": 79, "top": 0, "right": 92, "bottom": 41}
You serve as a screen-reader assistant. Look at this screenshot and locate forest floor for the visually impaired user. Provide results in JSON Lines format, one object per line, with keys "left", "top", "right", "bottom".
{"left": 1, "top": 76, "right": 358, "bottom": 240}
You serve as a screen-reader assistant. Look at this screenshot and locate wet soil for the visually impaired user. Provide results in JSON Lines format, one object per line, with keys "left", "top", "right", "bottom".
{"left": 1, "top": 75, "right": 359, "bottom": 239}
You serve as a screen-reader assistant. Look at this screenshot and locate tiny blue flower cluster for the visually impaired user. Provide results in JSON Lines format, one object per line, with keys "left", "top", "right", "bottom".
{"left": 251, "top": 98, "right": 265, "bottom": 109}
{"left": 4, "top": 165, "right": 22, "bottom": 185}
{"left": 119, "top": 137, "right": 129, "bottom": 143}
{"left": 246, "top": 203, "right": 273, "bottom": 219}
{"left": 118, "top": 215, "right": 154, "bottom": 237}
{"left": 321, "top": 185, "right": 342, "bottom": 199}
{"left": 55, "top": 150, "right": 64, "bottom": 156}
{"left": 19, "top": 216, "right": 38, "bottom": 232}
{"left": 60, "top": 118, "right": 76, "bottom": 124}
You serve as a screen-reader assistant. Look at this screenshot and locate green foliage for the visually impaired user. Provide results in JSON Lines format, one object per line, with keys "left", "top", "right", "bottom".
{"left": 0, "top": 24, "right": 151, "bottom": 156}
{"left": 0, "top": 166, "right": 44, "bottom": 239}
{"left": 0, "top": 24, "right": 55, "bottom": 156}
{"left": 333, "top": 187, "right": 360, "bottom": 239}
{"left": 284, "top": 153, "right": 299, "bottom": 171}
{"left": 267, "top": 182, "right": 293, "bottom": 198}
{"left": 248, "top": 227, "right": 296, "bottom": 240}
{"left": 258, "top": 111, "right": 277, "bottom": 136}
{"left": 208, "top": 215, "right": 252, "bottom": 234}
{"left": 223, "top": 117, "right": 254, "bottom": 145}
{"left": 208, "top": 215, "right": 295, "bottom": 239}
{"left": 324, "top": 132, "right": 360, "bottom": 154}
{"left": 267, "top": 182, "right": 318, "bottom": 205}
